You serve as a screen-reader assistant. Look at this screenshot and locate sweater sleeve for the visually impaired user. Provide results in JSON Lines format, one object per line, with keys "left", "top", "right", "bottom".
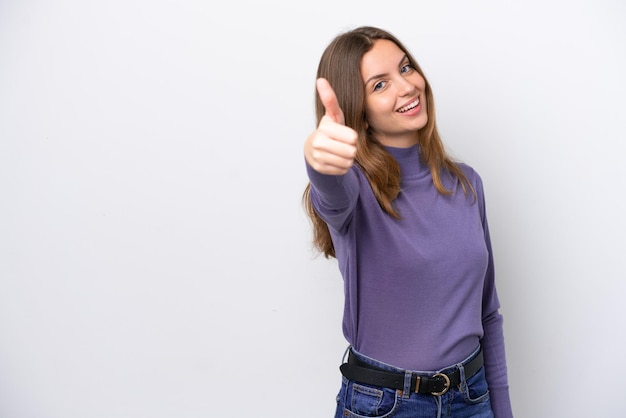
{"left": 476, "top": 176, "right": 514, "bottom": 418}
{"left": 305, "top": 160, "right": 360, "bottom": 233}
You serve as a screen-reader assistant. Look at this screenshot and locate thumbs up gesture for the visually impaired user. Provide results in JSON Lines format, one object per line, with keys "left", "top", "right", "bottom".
{"left": 304, "top": 78, "right": 358, "bottom": 175}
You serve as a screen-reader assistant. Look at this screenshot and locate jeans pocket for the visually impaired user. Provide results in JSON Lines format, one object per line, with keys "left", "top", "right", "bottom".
{"left": 462, "top": 366, "right": 490, "bottom": 405}
{"left": 341, "top": 380, "right": 399, "bottom": 417}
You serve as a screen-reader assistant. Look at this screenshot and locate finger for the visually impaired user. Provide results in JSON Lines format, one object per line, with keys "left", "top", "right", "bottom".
{"left": 311, "top": 130, "right": 357, "bottom": 159}
{"left": 307, "top": 148, "right": 355, "bottom": 175}
{"left": 318, "top": 116, "right": 358, "bottom": 146}
{"left": 316, "top": 78, "right": 345, "bottom": 125}
{"left": 312, "top": 159, "right": 354, "bottom": 176}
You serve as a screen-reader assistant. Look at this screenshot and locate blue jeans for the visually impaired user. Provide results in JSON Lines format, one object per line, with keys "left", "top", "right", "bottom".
{"left": 334, "top": 346, "right": 493, "bottom": 418}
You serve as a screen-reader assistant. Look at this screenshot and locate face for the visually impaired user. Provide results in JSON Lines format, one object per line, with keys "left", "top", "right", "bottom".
{"left": 360, "top": 39, "right": 428, "bottom": 148}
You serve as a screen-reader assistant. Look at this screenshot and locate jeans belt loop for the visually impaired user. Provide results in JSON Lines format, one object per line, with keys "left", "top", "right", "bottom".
{"left": 402, "top": 371, "right": 412, "bottom": 398}
{"left": 457, "top": 361, "right": 467, "bottom": 392}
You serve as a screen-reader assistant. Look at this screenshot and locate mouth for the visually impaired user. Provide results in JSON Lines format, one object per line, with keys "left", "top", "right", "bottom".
{"left": 397, "top": 97, "right": 420, "bottom": 113}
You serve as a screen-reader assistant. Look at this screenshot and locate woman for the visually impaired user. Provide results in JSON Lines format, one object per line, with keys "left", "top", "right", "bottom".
{"left": 302, "top": 26, "right": 513, "bottom": 417}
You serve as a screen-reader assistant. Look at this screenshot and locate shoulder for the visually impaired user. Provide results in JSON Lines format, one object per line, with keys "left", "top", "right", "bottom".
{"left": 456, "top": 162, "right": 480, "bottom": 180}
{"left": 455, "top": 162, "right": 484, "bottom": 191}
{"left": 454, "top": 162, "right": 489, "bottom": 218}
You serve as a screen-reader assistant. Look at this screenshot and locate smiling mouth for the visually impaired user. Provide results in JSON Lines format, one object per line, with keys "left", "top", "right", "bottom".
{"left": 397, "top": 98, "right": 420, "bottom": 113}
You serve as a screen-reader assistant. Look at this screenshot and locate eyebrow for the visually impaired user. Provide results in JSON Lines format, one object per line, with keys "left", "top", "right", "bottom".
{"left": 364, "top": 54, "right": 409, "bottom": 86}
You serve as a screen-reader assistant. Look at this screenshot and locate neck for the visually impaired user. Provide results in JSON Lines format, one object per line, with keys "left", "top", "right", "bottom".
{"left": 372, "top": 131, "right": 419, "bottom": 148}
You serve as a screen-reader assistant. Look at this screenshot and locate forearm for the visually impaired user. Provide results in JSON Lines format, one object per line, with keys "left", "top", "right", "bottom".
{"left": 481, "top": 309, "right": 513, "bottom": 418}
{"left": 306, "top": 161, "right": 360, "bottom": 225}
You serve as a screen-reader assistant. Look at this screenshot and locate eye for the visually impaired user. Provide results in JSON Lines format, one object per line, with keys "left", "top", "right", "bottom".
{"left": 373, "top": 80, "right": 386, "bottom": 91}
{"left": 400, "top": 63, "right": 414, "bottom": 74}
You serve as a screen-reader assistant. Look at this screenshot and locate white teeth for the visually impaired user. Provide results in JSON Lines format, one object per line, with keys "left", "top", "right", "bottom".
{"left": 398, "top": 98, "right": 419, "bottom": 113}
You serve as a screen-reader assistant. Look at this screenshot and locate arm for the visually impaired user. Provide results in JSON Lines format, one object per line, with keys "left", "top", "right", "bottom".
{"left": 306, "top": 162, "right": 359, "bottom": 233}
{"left": 477, "top": 177, "right": 514, "bottom": 418}
{"left": 304, "top": 78, "right": 360, "bottom": 232}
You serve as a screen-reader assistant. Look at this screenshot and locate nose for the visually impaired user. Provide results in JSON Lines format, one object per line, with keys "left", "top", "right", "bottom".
{"left": 396, "top": 76, "right": 415, "bottom": 97}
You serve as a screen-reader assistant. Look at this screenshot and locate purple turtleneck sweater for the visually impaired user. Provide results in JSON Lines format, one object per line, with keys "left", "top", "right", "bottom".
{"left": 306, "top": 144, "right": 512, "bottom": 417}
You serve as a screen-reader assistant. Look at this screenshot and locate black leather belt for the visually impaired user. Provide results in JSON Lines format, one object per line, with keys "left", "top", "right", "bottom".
{"left": 339, "top": 349, "right": 483, "bottom": 396}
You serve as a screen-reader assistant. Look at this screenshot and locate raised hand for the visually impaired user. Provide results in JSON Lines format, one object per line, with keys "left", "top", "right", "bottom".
{"left": 304, "top": 78, "right": 358, "bottom": 175}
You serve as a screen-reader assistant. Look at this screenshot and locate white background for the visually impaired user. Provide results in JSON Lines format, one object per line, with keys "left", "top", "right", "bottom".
{"left": 1, "top": 0, "right": 625, "bottom": 417}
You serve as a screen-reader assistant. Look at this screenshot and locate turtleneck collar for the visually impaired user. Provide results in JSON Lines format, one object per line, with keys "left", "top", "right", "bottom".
{"left": 385, "top": 144, "right": 430, "bottom": 180}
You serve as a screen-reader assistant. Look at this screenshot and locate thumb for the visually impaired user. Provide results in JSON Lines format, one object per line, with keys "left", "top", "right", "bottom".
{"left": 316, "top": 78, "right": 345, "bottom": 125}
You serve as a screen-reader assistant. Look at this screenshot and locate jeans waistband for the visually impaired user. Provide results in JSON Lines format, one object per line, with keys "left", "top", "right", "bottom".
{"left": 346, "top": 344, "right": 482, "bottom": 375}
{"left": 340, "top": 346, "right": 483, "bottom": 396}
